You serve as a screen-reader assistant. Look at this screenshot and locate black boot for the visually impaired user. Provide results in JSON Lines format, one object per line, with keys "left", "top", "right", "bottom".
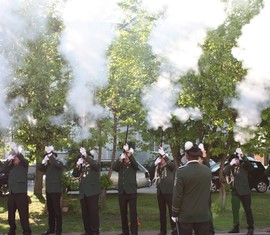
{"left": 228, "top": 225, "right": 239, "bottom": 233}
{"left": 247, "top": 229, "right": 253, "bottom": 235}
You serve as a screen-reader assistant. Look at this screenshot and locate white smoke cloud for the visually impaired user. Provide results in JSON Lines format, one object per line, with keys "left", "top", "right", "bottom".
{"left": 58, "top": 0, "right": 121, "bottom": 140}
{"left": 142, "top": 0, "right": 226, "bottom": 129}
{"left": 0, "top": 0, "right": 51, "bottom": 129}
{"left": 142, "top": 72, "right": 202, "bottom": 130}
{"left": 231, "top": 1, "right": 270, "bottom": 144}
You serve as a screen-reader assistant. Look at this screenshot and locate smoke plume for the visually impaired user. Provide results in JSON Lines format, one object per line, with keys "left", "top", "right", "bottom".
{"left": 142, "top": 0, "right": 226, "bottom": 130}
{"left": 231, "top": 1, "right": 270, "bottom": 144}
{"left": 58, "top": 0, "right": 121, "bottom": 140}
{"left": 0, "top": 0, "right": 51, "bottom": 129}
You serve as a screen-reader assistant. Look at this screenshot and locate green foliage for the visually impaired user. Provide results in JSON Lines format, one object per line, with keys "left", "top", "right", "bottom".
{"left": 61, "top": 171, "right": 79, "bottom": 193}
{"left": 100, "top": 173, "right": 113, "bottom": 189}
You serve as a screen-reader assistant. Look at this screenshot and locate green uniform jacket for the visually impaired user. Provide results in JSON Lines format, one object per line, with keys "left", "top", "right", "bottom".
{"left": 172, "top": 161, "right": 211, "bottom": 223}
{"left": 149, "top": 156, "right": 175, "bottom": 194}
{"left": 224, "top": 157, "right": 253, "bottom": 196}
{"left": 264, "top": 165, "right": 270, "bottom": 177}
{"left": 72, "top": 156, "right": 101, "bottom": 199}
{"left": 38, "top": 153, "right": 64, "bottom": 193}
{"left": 2, "top": 154, "right": 29, "bottom": 194}
{"left": 112, "top": 155, "right": 139, "bottom": 194}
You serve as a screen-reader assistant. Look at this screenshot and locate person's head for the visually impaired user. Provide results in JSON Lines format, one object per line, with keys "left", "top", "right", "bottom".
{"left": 13, "top": 156, "right": 20, "bottom": 165}
{"left": 184, "top": 141, "right": 201, "bottom": 161}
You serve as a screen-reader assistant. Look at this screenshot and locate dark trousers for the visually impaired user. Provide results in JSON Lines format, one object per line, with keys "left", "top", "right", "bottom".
{"left": 80, "top": 194, "right": 100, "bottom": 235}
{"left": 46, "top": 192, "right": 62, "bottom": 234}
{"left": 7, "top": 193, "right": 32, "bottom": 235}
{"left": 231, "top": 192, "right": 254, "bottom": 230}
{"left": 178, "top": 221, "right": 209, "bottom": 235}
{"left": 119, "top": 192, "right": 138, "bottom": 235}
{"left": 157, "top": 192, "right": 175, "bottom": 234}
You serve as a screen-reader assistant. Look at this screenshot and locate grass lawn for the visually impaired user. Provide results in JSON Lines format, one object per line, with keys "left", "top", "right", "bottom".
{"left": 0, "top": 191, "right": 269, "bottom": 233}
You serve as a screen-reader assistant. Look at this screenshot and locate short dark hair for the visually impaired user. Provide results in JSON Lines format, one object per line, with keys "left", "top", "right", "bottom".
{"left": 186, "top": 144, "right": 201, "bottom": 159}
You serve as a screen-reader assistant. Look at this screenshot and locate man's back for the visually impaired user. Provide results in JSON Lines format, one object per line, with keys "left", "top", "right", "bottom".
{"left": 172, "top": 162, "right": 211, "bottom": 223}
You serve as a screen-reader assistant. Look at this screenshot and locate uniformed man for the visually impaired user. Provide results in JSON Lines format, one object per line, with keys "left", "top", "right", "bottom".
{"left": 2, "top": 143, "right": 32, "bottom": 235}
{"left": 149, "top": 146, "right": 176, "bottom": 235}
{"left": 171, "top": 141, "right": 211, "bottom": 235}
{"left": 112, "top": 144, "right": 139, "bottom": 235}
{"left": 39, "top": 146, "right": 64, "bottom": 235}
{"left": 224, "top": 149, "right": 254, "bottom": 235}
{"left": 72, "top": 147, "right": 101, "bottom": 235}
{"left": 198, "top": 143, "right": 215, "bottom": 235}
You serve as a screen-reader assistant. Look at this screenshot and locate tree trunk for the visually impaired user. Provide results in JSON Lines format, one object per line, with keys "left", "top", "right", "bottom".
{"left": 34, "top": 165, "right": 44, "bottom": 197}
{"left": 218, "top": 154, "right": 227, "bottom": 211}
{"left": 219, "top": 183, "right": 226, "bottom": 210}
{"left": 100, "top": 188, "right": 107, "bottom": 210}
{"left": 170, "top": 144, "right": 181, "bottom": 169}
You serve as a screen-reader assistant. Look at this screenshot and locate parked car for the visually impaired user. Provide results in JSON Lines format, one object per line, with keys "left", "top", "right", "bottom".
{"left": 65, "top": 159, "right": 151, "bottom": 192}
{"left": 28, "top": 164, "right": 36, "bottom": 180}
{"left": 211, "top": 157, "right": 269, "bottom": 193}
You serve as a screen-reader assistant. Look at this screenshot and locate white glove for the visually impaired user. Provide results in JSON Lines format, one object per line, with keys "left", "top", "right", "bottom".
{"left": 158, "top": 147, "right": 165, "bottom": 156}
{"left": 42, "top": 155, "right": 49, "bottom": 165}
{"left": 129, "top": 148, "right": 134, "bottom": 155}
{"left": 154, "top": 157, "right": 162, "bottom": 166}
{"left": 80, "top": 147, "right": 87, "bottom": 156}
{"left": 123, "top": 144, "right": 129, "bottom": 152}
{"left": 45, "top": 146, "right": 50, "bottom": 153}
{"left": 230, "top": 158, "right": 237, "bottom": 166}
{"left": 198, "top": 143, "right": 204, "bottom": 151}
{"left": 7, "top": 154, "right": 15, "bottom": 161}
{"left": 120, "top": 153, "right": 126, "bottom": 160}
{"left": 235, "top": 147, "right": 242, "bottom": 155}
{"left": 171, "top": 216, "right": 178, "bottom": 223}
{"left": 17, "top": 146, "right": 23, "bottom": 154}
{"left": 45, "top": 146, "right": 54, "bottom": 153}
{"left": 89, "top": 149, "right": 95, "bottom": 156}
{"left": 77, "top": 158, "right": 84, "bottom": 165}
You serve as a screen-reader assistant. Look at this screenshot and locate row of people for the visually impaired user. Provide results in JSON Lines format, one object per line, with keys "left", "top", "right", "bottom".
{"left": 2, "top": 142, "right": 255, "bottom": 235}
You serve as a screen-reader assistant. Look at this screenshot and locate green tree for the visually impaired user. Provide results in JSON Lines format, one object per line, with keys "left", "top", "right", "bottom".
{"left": 98, "top": 0, "right": 159, "bottom": 207}
{"left": 177, "top": 0, "right": 264, "bottom": 209}
{"left": 8, "top": 16, "right": 71, "bottom": 196}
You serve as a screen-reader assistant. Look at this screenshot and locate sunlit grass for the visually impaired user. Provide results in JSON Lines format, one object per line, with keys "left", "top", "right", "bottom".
{"left": 0, "top": 191, "right": 269, "bottom": 234}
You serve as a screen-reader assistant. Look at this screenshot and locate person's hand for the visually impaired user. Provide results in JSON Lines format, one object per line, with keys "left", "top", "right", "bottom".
{"left": 171, "top": 217, "right": 178, "bottom": 223}
{"left": 77, "top": 158, "right": 84, "bottom": 165}
{"left": 80, "top": 147, "right": 87, "bottom": 157}
{"left": 123, "top": 144, "right": 129, "bottom": 152}
{"left": 11, "top": 142, "right": 18, "bottom": 154}
{"left": 120, "top": 153, "right": 126, "bottom": 160}
{"left": 7, "top": 154, "right": 15, "bottom": 161}
{"left": 129, "top": 148, "right": 134, "bottom": 155}
{"left": 230, "top": 158, "right": 237, "bottom": 166}
{"left": 89, "top": 150, "right": 95, "bottom": 156}
{"left": 158, "top": 147, "right": 165, "bottom": 156}
{"left": 45, "top": 146, "right": 54, "bottom": 153}
{"left": 155, "top": 157, "right": 162, "bottom": 166}
{"left": 42, "top": 155, "right": 49, "bottom": 165}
